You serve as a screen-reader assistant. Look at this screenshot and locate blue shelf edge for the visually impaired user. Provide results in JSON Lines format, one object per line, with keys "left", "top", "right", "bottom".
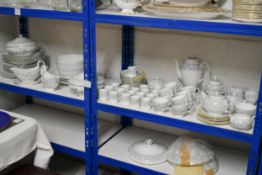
{"left": 97, "top": 103, "right": 253, "bottom": 143}
{"left": 0, "top": 7, "right": 82, "bottom": 21}
{"left": 99, "top": 155, "right": 166, "bottom": 175}
{"left": 96, "top": 14, "right": 262, "bottom": 37}
{"left": 0, "top": 82, "right": 84, "bottom": 108}
{"left": 51, "top": 143, "right": 85, "bottom": 159}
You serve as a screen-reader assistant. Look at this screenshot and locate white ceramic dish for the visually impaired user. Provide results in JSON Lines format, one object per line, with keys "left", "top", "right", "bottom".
{"left": 57, "top": 54, "right": 83, "bottom": 79}
{"left": 235, "top": 102, "right": 257, "bottom": 116}
{"left": 128, "top": 139, "right": 168, "bottom": 165}
{"left": 6, "top": 35, "right": 38, "bottom": 54}
{"left": 230, "top": 113, "right": 254, "bottom": 131}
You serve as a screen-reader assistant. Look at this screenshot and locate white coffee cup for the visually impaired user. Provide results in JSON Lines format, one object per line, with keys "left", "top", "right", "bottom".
{"left": 136, "top": 92, "right": 145, "bottom": 98}
{"left": 105, "top": 85, "right": 113, "bottom": 91}
{"left": 130, "top": 95, "right": 140, "bottom": 108}
{"left": 140, "top": 84, "right": 149, "bottom": 90}
{"left": 116, "top": 87, "right": 125, "bottom": 95}
{"left": 119, "top": 93, "right": 130, "bottom": 106}
{"left": 235, "top": 102, "right": 256, "bottom": 117}
{"left": 245, "top": 89, "right": 258, "bottom": 104}
{"left": 141, "top": 88, "right": 150, "bottom": 94}
{"left": 121, "top": 84, "right": 130, "bottom": 92}
{"left": 171, "top": 95, "right": 188, "bottom": 105}
{"left": 152, "top": 97, "right": 170, "bottom": 112}
{"left": 108, "top": 90, "right": 118, "bottom": 103}
{"left": 141, "top": 97, "right": 151, "bottom": 110}
{"left": 171, "top": 104, "right": 188, "bottom": 116}
{"left": 131, "top": 87, "right": 139, "bottom": 93}
{"left": 159, "top": 87, "right": 173, "bottom": 98}
{"left": 98, "top": 89, "right": 108, "bottom": 101}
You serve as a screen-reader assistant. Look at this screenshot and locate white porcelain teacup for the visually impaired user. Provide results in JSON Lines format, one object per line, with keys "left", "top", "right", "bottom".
{"left": 119, "top": 93, "right": 130, "bottom": 106}
{"left": 245, "top": 89, "right": 258, "bottom": 105}
{"left": 171, "top": 104, "right": 188, "bottom": 116}
{"left": 98, "top": 89, "right": 108, "bottom": 101}
{"left": 108, "top": 90, "right": 118, "bottom": 103}
{"left": 159, "top": 87, "right": 173, "bottom": 98}
{"left": 171, "top": 95, "right": 188, "bottom": 105}
{"left": 164, "top": 81, "right": 182, "bottom": 95}
{"left": 227, "top": 95, "right": 245, "bottom": 113}
{"left": 230, "top": 113, "right": 254, "bottom": 131}
{"left": 140, "top": 84, "right": 149, "bottom": 90}
{"left": 130, "top": 95, "right": 140, "bottom": 108}
{"left": 121, "top": 84, "right": 130, "bottom": 92}
{"left": 235, "top": 102, "right": 256, "bottom": 117}
{"left": 152, "top": 97, "right": 170, "bottom": 112}
{"left": 141, "top": 97, "right": 151, "bottom": 110}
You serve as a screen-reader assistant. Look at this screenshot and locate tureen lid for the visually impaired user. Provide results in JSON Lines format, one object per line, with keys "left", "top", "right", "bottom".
{"left": 128, "top": 139, "right": 167, "bottom": 165}
{"left": 167, "top": 137, "right": 215, "bottom": 166}
{"left": 6, "top": 35, "right": 37, "bottom": 48}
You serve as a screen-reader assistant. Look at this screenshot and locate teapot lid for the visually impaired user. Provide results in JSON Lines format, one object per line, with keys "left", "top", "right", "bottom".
{"left": 184, "top": 55, "right": 201, "bottom": 65}
{"left": 208, "top": 76, "right": 222, "bottom": 85}
{"left": 6, "top": 35, "right": 37, "bottom": 48}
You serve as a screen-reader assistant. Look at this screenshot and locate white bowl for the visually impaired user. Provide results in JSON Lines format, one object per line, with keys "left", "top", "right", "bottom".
{"left": 57, "top": 54, "right": 83, "bottom": 79}
{"left": 169, "top": 0, "right": 210, "bottom": 7}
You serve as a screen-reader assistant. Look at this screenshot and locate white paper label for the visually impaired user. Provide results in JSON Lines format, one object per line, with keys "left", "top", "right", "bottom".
{"left": 15, "top": 8, "right": 21, "bottom": 16}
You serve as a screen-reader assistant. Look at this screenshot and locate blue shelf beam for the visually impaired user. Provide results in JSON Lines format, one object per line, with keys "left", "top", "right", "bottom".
{"left": 99, "top": 156, "right": 165, "bottom": 175}
{"left": 0, "top": 7, "right": 82, "bottom": 21}
{"left": 51, "top": 143, "right": 86, "bottom": 159}
{"left": 97, "top": 103, "right": 253, "bottom": 143}
{"left": 0, "top": 83, "right": 84, "bottom": 107}
{"left": 96, "top": 14, "right": 262, "bottom": 37}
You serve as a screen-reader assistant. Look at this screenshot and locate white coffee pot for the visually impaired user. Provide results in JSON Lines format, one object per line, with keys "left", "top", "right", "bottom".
{"left": 175, "top": 56, "right": 210, "bottom": 87}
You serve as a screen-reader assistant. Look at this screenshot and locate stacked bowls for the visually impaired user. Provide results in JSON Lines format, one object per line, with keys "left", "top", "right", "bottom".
{"left": 232, "top": 0, "right": 262, "bottom": 22}
{"left": 1, "top": 35, "right": 46, "bottom": 79}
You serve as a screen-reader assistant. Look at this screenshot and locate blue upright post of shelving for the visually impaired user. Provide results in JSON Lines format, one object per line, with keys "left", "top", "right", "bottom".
{"left": 247, "top": 73, "right": 262, "bottom": 175}
{"left": 121, "top": 25, "right": 135, "bottom": 127}
{"left": 82, "top": 0, "right": 96, "bottom": 174}
{"left": 84, "top": 0, "right": 98, "bottom": 174}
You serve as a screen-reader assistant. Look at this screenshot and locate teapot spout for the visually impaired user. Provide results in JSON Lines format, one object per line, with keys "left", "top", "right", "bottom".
{"left": 174, "top": 59, "right": 182, "bottom": 80}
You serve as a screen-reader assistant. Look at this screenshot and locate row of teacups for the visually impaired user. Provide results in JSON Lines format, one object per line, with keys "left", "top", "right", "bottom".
{"left": 98, "top": 83, "right": 198, "bottom": 116}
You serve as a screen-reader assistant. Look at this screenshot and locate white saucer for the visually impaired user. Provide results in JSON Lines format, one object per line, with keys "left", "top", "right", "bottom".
{"left": 15, "top": 79, "right": 41, "bottom": 85}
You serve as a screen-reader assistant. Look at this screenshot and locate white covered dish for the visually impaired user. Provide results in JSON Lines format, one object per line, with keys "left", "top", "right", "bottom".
{"left": 167, "top": 137, "right": 215, "bottom": 166}
{"left": 6, "top": 35, "right": 38, "bottom": 54}
{"left": 128, "top": 139, "right": 168, "bottom": 165}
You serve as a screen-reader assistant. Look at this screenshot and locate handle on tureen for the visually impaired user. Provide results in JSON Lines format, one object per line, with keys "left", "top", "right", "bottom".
{"left": 174, "top": 59, "right": 182, "bottom": 81}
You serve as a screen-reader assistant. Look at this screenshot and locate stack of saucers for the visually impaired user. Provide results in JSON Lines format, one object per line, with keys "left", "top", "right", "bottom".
{"left": 232, "top": 0, "right": 262, "bottom": 23}
{"left": 1, "top": 35, "right": 46, "bottom": 79}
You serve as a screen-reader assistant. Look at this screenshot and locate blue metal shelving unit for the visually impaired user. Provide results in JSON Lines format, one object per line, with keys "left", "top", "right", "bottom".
{"left": 94, "top": 12, "right": 262, "bottom": 175}
{"left": 1, "top": 3, "right": 262, "bottom": 175}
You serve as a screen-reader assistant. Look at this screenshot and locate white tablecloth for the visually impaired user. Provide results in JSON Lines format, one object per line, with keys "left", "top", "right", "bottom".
{"left": 0, "top": 110, "right": 54, "bottom": 171}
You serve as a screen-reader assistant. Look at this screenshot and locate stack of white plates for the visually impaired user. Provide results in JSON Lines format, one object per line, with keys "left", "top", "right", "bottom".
{"left": 143, "top": 1, "right": 225, "bottom": 19}
{"left": 233, "top": 0, "right": 262, "bottom": 23}
{"left": 1, "top": 36, "right": 46, "bottom": 79}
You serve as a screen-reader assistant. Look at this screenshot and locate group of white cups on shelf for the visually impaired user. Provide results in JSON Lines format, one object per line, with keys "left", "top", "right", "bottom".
{"left": 99, "top": 79, "right": 196, "bottom": 116}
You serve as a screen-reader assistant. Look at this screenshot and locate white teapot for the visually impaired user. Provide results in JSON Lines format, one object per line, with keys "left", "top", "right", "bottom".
{"left": 202, "top": 93, "right": 229, "bottom": 115}
{"left": 175, "top": 56, "right": 210, "bottom": 87}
